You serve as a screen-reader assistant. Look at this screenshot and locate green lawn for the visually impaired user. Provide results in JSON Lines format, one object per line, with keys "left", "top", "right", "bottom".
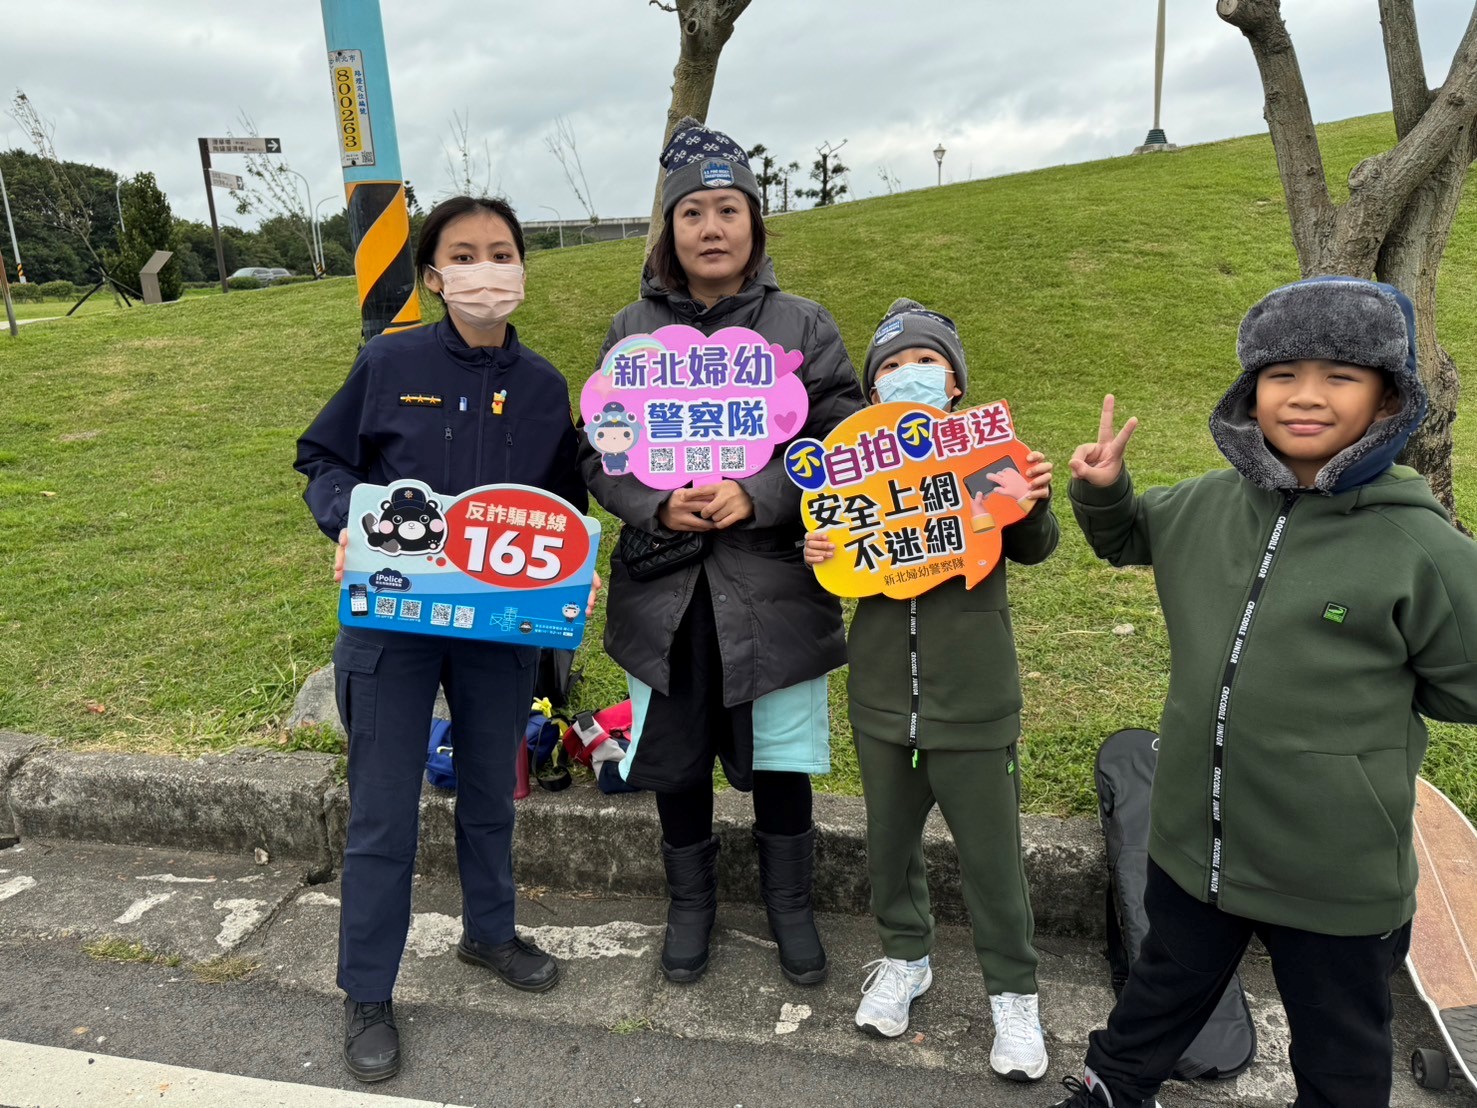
{"left": 1, "top": 114, "right": 1473, "bottom": 818}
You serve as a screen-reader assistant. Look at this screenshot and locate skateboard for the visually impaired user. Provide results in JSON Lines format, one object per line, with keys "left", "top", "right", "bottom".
{"left": 1407, "top": 776, "right": 1477, "bottom": 1091}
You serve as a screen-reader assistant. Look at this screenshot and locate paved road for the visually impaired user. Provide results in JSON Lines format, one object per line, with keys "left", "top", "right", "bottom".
{"left": 0, "top": 839, "right": 1469, "bottom": 1107}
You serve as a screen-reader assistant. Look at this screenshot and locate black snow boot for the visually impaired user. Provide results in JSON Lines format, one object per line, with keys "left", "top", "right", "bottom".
{"left": 754, "top": 825, "right": 828, "bottom": 985}
{"left": 660, "top": 834, "right": 719, "bottom": 983}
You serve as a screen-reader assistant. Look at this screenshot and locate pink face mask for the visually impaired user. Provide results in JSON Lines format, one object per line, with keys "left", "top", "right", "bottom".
{"left": 430, "top": 262, "right": 525, "bottom": 328}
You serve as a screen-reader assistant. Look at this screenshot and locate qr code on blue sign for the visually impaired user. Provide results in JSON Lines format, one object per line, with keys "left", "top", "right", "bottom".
{"left": 684, "top": 445, "right": 712, "bottom": 473}
{"left": 719, "top": 445, "right": 746, "bottom": 472}
{"left": 399, "top": 599, "right": 423, "bottom": 621}
{"left": 430, "top": 603, "right": 453, "bottom": 627}
{"left": 649, "top": 447, "right": 675, "bottom": 474}
{"left": 374, "top": 596, "right": 397, "bottom": 618}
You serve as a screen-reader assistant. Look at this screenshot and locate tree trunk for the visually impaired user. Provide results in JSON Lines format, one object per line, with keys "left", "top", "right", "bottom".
{"left": 1218, "top": 0, "right": 1477, "bottom": 521}
{"left": 1375, "top": 134, "right": 1474, "bottom": 520}
{"left": 643, "top": 0, "right": 753, "bottom": 261}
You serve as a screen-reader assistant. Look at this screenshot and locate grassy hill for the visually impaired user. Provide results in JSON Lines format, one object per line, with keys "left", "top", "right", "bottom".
{"left": 2, "top": 113, "right": 1473, "bottom": 818}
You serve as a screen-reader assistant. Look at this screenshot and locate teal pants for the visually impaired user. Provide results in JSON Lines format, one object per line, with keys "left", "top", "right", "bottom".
{"left": 854, "top": 730, "right": 1038, "bottom": 996}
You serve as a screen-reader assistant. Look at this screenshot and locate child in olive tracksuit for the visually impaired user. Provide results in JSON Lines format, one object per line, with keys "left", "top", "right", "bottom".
{"left": 1051, "top": 277, "right": 1477, "bottom": 1108}
{"left": 804, "top": 299, "right": 1058, "bottom": 1082}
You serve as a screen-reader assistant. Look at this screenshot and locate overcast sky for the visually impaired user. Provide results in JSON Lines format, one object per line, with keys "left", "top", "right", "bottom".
{"left": 4, "top": 1, "right": 1472, "bottom": 229}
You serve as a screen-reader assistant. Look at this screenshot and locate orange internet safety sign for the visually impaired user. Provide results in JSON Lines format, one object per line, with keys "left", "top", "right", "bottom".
{"left": 783, "top": 400, "right": 1035, "bottom": 599}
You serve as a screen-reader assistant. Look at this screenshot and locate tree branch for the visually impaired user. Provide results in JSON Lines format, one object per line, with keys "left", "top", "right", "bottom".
{"left": 1334, "top": 7, "right": 1477, "bottom": 265}
{"left": 647, "top": 0, "right": 676, "bottom": 10}
{"left": 1217, "top": 0, "right": 1336, "bottom": 270}
{"left": 1378, "top": 0, "right": 1433, "bottom": 136}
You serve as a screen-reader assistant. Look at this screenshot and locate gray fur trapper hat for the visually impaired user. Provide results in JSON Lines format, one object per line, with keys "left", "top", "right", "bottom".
{"left": 862, "top": 298, "right": 969, "bottom": 396}
{"left": 659, "top": 117, "right": 761, "bottom": 218}
{"left": 1210, "top": 277, "right": 1427, "bottom": 494}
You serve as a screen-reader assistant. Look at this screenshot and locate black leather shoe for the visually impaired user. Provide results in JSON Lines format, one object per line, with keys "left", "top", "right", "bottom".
{"left": 456, "top": 933, "right": 560, "bottom": 991}
{"left": 343, "top": 998, "right": 399, "bottom": 1082}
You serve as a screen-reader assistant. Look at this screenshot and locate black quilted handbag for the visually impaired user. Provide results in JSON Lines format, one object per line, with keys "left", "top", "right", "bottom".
{"left": 616, "top": 526, "right": 710, "bottom": 583}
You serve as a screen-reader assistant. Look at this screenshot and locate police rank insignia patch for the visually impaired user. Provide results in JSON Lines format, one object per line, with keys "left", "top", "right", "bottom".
{"left": 399, "top": 394, "right": 444, "bottom": 407}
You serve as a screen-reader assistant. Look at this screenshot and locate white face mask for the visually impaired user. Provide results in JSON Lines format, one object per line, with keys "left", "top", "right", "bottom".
{"left": 430, "top": 262, "right": 525, "bottom": 328}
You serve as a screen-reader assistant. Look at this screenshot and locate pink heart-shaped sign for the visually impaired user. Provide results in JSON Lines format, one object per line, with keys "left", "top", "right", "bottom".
{"left": 775, "top": 412, "right": 798, "bottom": 435}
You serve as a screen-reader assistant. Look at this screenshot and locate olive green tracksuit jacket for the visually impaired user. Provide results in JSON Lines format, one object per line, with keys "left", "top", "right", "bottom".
{"left": 1071, "top": 465, "right": 1477, "bottom": 936}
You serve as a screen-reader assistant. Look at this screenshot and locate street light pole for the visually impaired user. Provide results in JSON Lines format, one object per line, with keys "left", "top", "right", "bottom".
{"left": 0, "top": 162, "right": 26, "bottom": 283}
{"left": 314, "top": 195, "right": 337, "bottom": 276}
{"left": 538, "top": 204, "right": 564, "bottom": 249}
{"left": 115, "top": 177, "right": 126, "bottom": 234}
{"left": 283, "top": 168, "right": 321, "bottom": 275}
{"left": 933, "top": 143, "right": 946, "bottom": 187}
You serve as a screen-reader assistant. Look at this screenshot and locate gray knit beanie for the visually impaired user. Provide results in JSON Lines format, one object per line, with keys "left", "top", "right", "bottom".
{"left": 659, "top": 117, "right": 761, "bottom": 218}
{"left": 862, "top": 298, "right": 969, "bottom": 397}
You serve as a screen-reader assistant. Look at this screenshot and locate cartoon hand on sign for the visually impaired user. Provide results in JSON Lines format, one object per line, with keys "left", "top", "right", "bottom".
{"left": 787, "top": 401, "right": 1045, "bottom": 600}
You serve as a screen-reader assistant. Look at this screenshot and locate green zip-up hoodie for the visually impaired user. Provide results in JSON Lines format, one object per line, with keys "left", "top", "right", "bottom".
{"left": 847, "top": 500, "right": 1059, "bottom": 750}
{"left": 1070, "top": 279, "right": 1477, "bottom": 936}
{"left": 1071, "top": 467, "right": 1477, "bottom": 935}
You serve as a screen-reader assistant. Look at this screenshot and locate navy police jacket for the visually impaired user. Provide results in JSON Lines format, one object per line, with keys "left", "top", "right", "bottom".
{"left": 296, "top": 318, "right": 586, "bottom": 539}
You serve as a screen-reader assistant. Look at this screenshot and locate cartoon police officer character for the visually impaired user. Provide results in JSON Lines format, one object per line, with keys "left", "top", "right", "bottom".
{"left": 586, "top": 400, "right": 642, "bottom": 475}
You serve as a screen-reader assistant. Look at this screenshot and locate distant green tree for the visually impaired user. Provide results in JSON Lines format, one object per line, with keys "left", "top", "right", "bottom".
{"left": 110, "top": 172, "right": 180, "bottom": 301}
{"left": 794, "top": 140, "right": 849, "bottom": 208}
{"left": 321, "top": 240, "right": 352, "bottom": 277}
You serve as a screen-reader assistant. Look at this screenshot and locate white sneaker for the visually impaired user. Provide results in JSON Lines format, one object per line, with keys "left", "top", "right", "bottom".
{"left": 854, "top": 955, "right": 932, "bottom": 1038}
{"left": 989, "top": 991, "right": 1049, "bottom": 1081}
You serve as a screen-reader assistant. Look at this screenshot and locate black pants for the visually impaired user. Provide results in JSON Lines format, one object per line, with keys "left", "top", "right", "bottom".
{"left": 633, "top": 571, "right": 812, "bottom": 846}
{"left": 1087, "top": 860, "right": 1411, "bottom": 1108}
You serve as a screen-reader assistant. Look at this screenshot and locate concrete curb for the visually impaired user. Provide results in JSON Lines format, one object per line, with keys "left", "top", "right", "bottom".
{"left": 0, "top": 732, "right": 48, "bottom": 848}
{"left": 5, "top": 741, "right": 337, "bottom": 875}
{"left": 2, "top": 732, "right": 1108, "bottom": 938}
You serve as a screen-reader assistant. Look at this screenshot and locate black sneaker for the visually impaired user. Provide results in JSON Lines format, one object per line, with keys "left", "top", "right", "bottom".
{"left": 343, "top": 998, "right": 399, "bottom": 1082}
{"left": 1049, "top": 1072, "right": 1160, "bottom": 1108}
{"left": 456, "top": 933, "right": 560, "bottom": 991}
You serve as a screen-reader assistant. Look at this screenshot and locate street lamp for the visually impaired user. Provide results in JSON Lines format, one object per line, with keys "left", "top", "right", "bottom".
{"left": 115, "top": 177, "right": 126, "bottom": 235}
{"left": 933, "top": 143, "right": 946, "bottom": 187}
{"left": 282, "top": 168, "right": 321, "bottom": 275}
{"left": 314, "top": 195, "right": 339, "bottom": 277}
{"left": 538, "top": 204, "right": 564, "bottom": 249}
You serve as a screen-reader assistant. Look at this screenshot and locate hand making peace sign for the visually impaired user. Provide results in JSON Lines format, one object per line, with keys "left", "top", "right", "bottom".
{"left": 1069, "top": 394, "right": 1139, "bottom": 487}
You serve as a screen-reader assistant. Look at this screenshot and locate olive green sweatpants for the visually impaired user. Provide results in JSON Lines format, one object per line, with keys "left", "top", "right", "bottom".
{"left": 853, "top": 730, "right": 1038, "bottom": 996}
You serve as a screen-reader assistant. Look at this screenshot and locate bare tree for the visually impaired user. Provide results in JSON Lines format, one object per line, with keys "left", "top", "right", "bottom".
{"left": 442, "top": 109, "right": 499, "bottom": 199}
{"left": 228, "top": 113, "right": 318, "bottom": 272}
{"left": 877, "top": 164, "right": 903, "bottom": 195}
{"left": 1218, "top": 0, "right": 1477, "bottom": 516}
{"left": 8, "top": 90, "right": 121, "bottom": 298}
{"left": 644, "top": 0, "right": 755, "bottom": 255}
{"left": 544, "top": 115, "right": 598, "bottom": 224}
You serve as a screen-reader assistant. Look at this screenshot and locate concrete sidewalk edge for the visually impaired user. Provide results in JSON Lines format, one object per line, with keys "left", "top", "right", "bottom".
{"left": 0, "top": 731, "right": 1108, "bottom": 938}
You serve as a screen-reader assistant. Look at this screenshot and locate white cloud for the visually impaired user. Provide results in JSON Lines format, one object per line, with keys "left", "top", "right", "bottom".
{"left": 4, "top": 0, "right": 1471, "bottom": 227}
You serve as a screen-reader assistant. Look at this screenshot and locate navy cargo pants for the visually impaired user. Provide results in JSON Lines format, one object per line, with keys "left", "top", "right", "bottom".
{"left": 332, "top": 626, "right": 536, "bottom": 1002}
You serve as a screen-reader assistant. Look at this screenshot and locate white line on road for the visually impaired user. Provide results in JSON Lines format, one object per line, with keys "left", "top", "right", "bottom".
{"left": 137, "top": 873, "right": 218, "bottom": 884}
{"left": 114, "top": 891, "right": 175, "bottom": 924}
{"left": 0, "top": 1038, "right": 470, "bottom": 1107}
{"left": 213, "top": 898, "right": 267, "bottom": 948}
{"left": 0, "top": 875, "right": 36, "bottom": 902}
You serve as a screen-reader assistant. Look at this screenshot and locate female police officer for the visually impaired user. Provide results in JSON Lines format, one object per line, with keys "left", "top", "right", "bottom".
{"left": 296, "top": 196, "right": 591, "bottom": 1083}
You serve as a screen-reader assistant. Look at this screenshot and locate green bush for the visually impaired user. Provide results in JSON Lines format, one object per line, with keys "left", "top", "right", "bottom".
{"left": 38, "top": 280, "right": 76, "bottom": 300}
{"left": 274, "top": 274, "right": 316, "bottom": 285}
{"left": 227, "top": 276, "right": 262, "bottom": 291}
{"left": 8, "top": 283, "right": 43, "bottom": 303}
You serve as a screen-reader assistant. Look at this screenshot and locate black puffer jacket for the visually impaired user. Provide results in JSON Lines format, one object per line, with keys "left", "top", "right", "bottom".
{"left": 579, "top": 260, "right": 865, "bottom": 706}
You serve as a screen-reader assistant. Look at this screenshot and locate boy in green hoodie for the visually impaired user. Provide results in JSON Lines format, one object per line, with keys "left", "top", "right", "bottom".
{"left": 1050, "top": 277, "right": 1477, "bottom": 1108}
{"left": 805, "top": 298, "right": 1058, "bottom": 1082}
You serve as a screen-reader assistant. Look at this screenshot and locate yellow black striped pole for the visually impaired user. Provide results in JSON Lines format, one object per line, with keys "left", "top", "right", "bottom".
{"left": 320, "top": 1, "right": 420, "bottom": 342}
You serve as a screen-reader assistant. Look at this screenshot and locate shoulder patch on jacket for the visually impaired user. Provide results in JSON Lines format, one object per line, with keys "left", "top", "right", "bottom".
{"left": 399, "top": 394, "right": 444, "bottom": 408}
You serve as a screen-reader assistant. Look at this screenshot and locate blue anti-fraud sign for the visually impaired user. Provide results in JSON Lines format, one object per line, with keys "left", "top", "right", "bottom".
{"left": 339, "top": 481, "right": 601, "bottom": 649}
